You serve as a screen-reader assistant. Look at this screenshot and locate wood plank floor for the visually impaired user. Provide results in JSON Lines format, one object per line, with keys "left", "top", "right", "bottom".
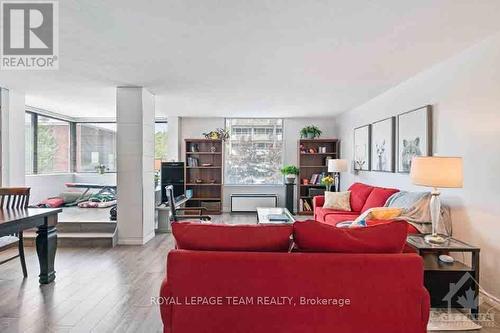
{"left": 0, "top": 213, "right": 498, "bottom": 332}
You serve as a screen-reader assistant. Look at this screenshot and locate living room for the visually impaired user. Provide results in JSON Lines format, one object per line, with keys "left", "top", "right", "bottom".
{"left": 1, "top": 1, "right": 500, "bottom": 332}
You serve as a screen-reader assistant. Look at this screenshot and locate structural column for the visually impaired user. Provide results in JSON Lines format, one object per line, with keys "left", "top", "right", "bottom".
{"left": 166, "top": 116, "right": 181, "bottom": 161}
{"left": 116, "top": 87, "right": 155, "bottom": 245}
{"left": 0, "top": 88, "right": 26, "bottom": 187}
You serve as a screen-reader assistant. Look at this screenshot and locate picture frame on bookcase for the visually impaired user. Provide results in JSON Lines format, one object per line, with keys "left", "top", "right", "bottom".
{"left": 353, "top": 125, "right": 371, "bottom": 171}
{"left": 397, "top": 105, "right": 433, "bottom": 173}
{"left": 370, "top": 117, "right": 395, "bottom": 173}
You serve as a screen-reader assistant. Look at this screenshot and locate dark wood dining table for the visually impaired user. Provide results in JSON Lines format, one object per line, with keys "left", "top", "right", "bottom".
{"left": 0, "top": 208, "right": 61, "bottom": 284}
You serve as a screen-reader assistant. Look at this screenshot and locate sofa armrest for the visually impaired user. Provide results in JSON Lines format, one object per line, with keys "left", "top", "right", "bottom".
{"left": 313, "top": 195, "right": 324, "bottom": 209}
{"left": 159, "top": 278, "right": 172, "bottom": 333}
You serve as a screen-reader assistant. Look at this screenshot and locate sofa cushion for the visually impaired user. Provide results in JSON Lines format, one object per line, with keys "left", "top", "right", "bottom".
{"left": 323, "top": 191, "right": 351, "bottom": 211}
{"left": 361, "top": 187, "right": 400, "bottom": 212}
{"left": 315, "top": 207, "right": 359, "bottom": 222}
{"left": 172, "top": 222, "right": 293, "bottom": 252}
{"left": 293, "top": 220, "right": 407, "bottom": 253}
{"left": 322, "top": 213, "right": 360, "bottom": 226}
{"left": 348, "top": 183, "right": 375, "bottom": 212}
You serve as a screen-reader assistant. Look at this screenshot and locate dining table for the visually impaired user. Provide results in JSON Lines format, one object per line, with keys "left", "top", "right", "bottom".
{"left": 0, "top": 207, "right": 61, "bottom": 284}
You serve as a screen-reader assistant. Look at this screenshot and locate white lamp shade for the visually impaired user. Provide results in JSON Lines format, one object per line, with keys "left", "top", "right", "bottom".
{"left": 328, "top": 159, "right": 348, "bottom": 173}
{"left": 410, "top": 156, "right": 463, "bottom": 188}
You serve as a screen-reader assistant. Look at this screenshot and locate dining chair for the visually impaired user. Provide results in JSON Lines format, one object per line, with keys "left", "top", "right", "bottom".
{"left": 0, "top": 187, "right": 30, "bottom": 277}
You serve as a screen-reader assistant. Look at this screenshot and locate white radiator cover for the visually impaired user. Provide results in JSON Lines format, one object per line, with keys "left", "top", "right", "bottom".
{"left": 231, "top": 194, "right": 278, "bottom": 212}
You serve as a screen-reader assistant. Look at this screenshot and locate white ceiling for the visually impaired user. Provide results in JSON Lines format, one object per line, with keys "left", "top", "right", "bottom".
{"left": 1, "top": 0, "right": 500, "bottom": 118}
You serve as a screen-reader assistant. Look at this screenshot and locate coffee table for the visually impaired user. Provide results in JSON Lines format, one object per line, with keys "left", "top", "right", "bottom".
{"left": 256, "top": 207, "right": 295, "bottom": 224}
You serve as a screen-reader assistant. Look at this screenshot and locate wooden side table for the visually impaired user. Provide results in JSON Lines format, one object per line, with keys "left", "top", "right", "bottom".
{"left": 407, "top": 235, "right": 480, "bottom": 315}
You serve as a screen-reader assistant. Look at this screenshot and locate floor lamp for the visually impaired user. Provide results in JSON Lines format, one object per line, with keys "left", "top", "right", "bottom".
{"left": 328, "top": 159, "right": 348, "bottom": 192}
{"left": 410, "top": 156, "right": 463, "bottom": 244}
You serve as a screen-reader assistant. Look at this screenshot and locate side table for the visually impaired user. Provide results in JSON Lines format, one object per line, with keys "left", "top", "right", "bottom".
{"left": 406, "top": 234, "right": 480, "bottom": 315}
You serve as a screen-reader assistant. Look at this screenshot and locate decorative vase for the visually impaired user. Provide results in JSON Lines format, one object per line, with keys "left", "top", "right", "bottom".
{"left": 285, "top": 175, "right": 296, "bottom": 184}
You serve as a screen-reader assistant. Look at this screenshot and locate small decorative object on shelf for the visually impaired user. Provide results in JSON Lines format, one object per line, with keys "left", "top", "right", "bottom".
{"left": 201, "top": 163, "right": 212, "bottom": 167}
{"left": 210, "top": 145, "right": 217, "bottom": 153}
{"left": 319, "top": 146, "right": 327, "bottom": 153}
{"left": 95, "top": 164, "right": 108, "bottom": 175}
{"left": 321, "top": 175, "right": 334, "bottom": 192}
{"left": 280, "top": 165, "right": 299, "bottom": 184}
{"left": 300, "top": 125, "right": 322, "bottom": 139}
{"left": 190, "top": 144, "right": 199, "bottom": 152}
{"left": 302, "top": 178, "right": 310, "bottom": 185}
{"left": 195, "top": 179, "right": 203, "bottom": 183}
{"left": 203, "top": 128, "right": 229, "bottom": 141}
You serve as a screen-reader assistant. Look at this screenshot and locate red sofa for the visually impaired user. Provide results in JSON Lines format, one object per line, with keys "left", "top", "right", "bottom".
{"left": 160, "top": 222, "right": 430, "bottom": 333}
{"left": 313, "top": 182, "right": 419, "bottom": 234}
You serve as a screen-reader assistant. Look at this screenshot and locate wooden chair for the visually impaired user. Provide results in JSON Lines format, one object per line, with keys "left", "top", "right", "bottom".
{"left": 0, "top": 187, "right": 30, "bottom": 277}
{"left": 165, "top": 185, "right": 211, "bottom": 222}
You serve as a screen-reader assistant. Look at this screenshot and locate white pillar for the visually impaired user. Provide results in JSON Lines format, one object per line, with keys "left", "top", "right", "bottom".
{"left": 167, "top": 116, "right": 181, "bottom": 161}
{"left": 1, "top": 88, "right": 26, "bottom": 186}
{"left": 116, "top": 87, "right": 155, "bottom": 245}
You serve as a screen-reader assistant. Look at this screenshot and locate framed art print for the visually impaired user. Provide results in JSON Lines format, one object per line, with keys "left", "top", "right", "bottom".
{"left": 397, "top": 105, "right": 432, "bottom": 173}
{"left": 370, "top": 117, "right": 395, "bottom": 172}
{"left": 353, "top": 125, "right": 371, "bottom": 171}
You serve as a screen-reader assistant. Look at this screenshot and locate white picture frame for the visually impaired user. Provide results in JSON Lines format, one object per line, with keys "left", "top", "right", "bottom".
{"left": 370, "top": 117, "right": 395, "bottom": 172}
{"left": 397, "top": 106, "right": 433, "bottom": 173}
{"left": 353, "top": 125, "right": 371, "bottom": 171}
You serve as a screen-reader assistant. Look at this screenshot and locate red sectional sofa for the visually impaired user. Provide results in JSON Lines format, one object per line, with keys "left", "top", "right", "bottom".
{"left": 313, "top": 182, "right": 420, "bottom": 234}
{"left": 160, "top": 222, "right": 430, "bottom": 333}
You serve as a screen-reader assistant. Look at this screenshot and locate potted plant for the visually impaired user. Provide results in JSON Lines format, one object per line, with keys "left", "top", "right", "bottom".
{"left": 280, "top": 165, "right": 300, "bottom": 184}
{"left": 95, "top": 164, "right": 108, "bottom": 175}
{"left": 300, "top": 125, "right": 322, "bottom": 139}
{"left": 321, "top": 175, "right": 334, "bottom": 192}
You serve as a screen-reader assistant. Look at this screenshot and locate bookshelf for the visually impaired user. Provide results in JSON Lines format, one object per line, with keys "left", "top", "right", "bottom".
{"left": 297, "top": 138, "right": 340, "bottom": 215}
{"left": 185, "top": 139, "right": 223, "bottom": 214}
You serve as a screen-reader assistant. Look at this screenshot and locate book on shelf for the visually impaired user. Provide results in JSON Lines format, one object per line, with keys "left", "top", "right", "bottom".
{"left": 187, "top": 157, "right": 199, "bottom": 167}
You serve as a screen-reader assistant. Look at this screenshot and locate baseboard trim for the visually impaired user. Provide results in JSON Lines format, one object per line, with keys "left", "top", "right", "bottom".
{"left": 117, "top": 231, "right": 156, "bottom": 246}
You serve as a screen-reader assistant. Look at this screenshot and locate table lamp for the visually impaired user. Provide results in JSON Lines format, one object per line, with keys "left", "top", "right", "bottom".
{"left": 328, "top": 159, "right": 348, "bottom": 192}
{"left": 410, "top": 156, "right": 463, "bottom": 244}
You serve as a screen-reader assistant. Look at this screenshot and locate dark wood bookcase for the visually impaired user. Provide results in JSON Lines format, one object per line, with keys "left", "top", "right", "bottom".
{"left": 184, "top": 139, "right": 223, "bottom": 214}
{"left": 297, "top": 138, "right": 340, "bottom": 215}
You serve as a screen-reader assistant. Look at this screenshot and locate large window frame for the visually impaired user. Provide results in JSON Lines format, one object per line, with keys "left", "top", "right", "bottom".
{"left": 75, "top": 121, "right": 117, "bottom": 173}
{"left": 25, "top": 111, "right": 167, "bottom": 175}
{"left": 224, "top": 118, "right": 284, "bottom": 186}
{"left": 25, "top": 111, "right": 72, "bottom": 174}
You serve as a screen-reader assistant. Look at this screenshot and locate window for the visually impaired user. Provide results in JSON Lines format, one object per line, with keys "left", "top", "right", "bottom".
{"left": 25, "top": 113, "right": 34, "bottom": 174}
{"left": 76, "top": 123, "right": 117, "bottom": 172}
{"left": 155, "top": 122, "right": 168, "bottom": 169}
{"left": 224, "top": 118, "right": 283, "bottom": 185}
{"left": 37, "top": 115, "right": 70, "bottom": 173}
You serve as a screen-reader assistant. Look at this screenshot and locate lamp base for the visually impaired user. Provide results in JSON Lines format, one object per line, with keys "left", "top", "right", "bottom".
{"left": 424, "top": 233, "right": 447, "bottom": 244}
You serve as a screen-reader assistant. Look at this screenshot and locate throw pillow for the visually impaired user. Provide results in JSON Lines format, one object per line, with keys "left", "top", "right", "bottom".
{"left": 350, "top": 207, "right": 403, "bottom": 228}
{"left": 293, "top": 220, "right": 407, "bottom": 253}
{"left": 172, "top": 222, "right": 293, "bottom": 252}
{"left": 323, "top": 191, "right": 351, "bottom": 211}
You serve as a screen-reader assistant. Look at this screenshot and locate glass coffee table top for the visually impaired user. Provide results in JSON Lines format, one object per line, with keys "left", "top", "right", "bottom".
{"left": 256, "top": 207, "right": 295, "bottom": 224}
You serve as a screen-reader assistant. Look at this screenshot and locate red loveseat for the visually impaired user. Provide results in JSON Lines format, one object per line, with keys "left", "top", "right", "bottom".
{"left": 313, "top": 182, "right": 419, "bottom": 234}
{"left": 160, "top": 222, "right": 430, "bottom": 333}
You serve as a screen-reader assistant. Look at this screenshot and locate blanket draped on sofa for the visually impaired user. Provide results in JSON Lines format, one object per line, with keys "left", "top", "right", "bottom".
{"left": 385, "top": 191, "right": 452, "bottom": 235}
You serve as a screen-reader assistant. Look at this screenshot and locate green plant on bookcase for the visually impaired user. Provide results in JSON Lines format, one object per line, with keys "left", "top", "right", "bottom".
{"left": 300, "top": 125, "right": 322, "bottom": 139}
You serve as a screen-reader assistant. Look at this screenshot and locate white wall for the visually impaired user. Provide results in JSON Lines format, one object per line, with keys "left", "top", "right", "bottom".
{"left": 334, "top": 31, "right": 500, "bottom": 300}
{"left": 1, "top": 88, "right": 25, "bottom": 186}
{"left": 180, "top": 117, "right": 337, "bottom": 211}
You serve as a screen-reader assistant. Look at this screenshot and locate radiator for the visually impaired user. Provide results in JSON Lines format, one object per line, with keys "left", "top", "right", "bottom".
{"left": 230, "top": 194, "right": 278, "bottom": 212}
